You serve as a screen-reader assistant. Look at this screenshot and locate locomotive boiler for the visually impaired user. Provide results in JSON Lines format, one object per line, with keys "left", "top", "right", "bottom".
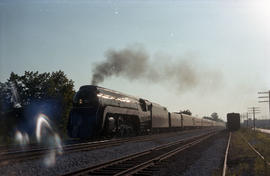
{"left": 67, "top": 85, "right": 170, "bottom": 138}
{"left": 67, "top": 85, "right": 225, "bottom": 139}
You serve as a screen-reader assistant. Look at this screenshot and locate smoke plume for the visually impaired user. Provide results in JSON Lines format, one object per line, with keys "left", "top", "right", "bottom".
{"left": 91, "top": 46, "right": 149, "bottom": 85}
{"left": 91, "top": 45, "right": 222, "bottom": 91}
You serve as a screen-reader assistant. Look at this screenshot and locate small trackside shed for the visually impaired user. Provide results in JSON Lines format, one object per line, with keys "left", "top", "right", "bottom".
{"left": 227, "top": 113, "right": 240, "bottom": 131}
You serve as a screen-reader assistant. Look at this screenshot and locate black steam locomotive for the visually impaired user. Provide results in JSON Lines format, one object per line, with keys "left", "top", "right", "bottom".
{"left": 67, "top": 85, "right": 224, "bottom": 138}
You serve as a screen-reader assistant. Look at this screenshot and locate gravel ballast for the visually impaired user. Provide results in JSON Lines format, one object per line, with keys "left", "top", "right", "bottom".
{"left": 0, "top": 128, "right": 222, "bottom": 176}
{"left": 155, "top": 131, "right": 228, "bottom": 176}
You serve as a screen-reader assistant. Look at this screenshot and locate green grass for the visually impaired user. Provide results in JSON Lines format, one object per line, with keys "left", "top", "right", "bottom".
{"left": 223, "top": 128, "right": 270, "bottom": 176}
{"left": 241, "top": 128, "right": 270, "bottom": 162}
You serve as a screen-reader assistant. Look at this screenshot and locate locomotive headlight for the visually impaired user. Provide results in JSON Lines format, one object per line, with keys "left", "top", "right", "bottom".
{"left": 79, "top": 99, "right": 83, "bottom": 104}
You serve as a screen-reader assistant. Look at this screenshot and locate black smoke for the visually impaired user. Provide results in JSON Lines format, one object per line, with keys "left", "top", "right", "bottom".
{"left": 91, "top": 46, "right": 149, "bottom": 85}
{"left": 91, "top": 45, "right": 222, "bottom": 91}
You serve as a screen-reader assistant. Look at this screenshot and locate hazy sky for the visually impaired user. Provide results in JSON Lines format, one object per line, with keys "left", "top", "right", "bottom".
{"left": 1, "top": 0, "right": 270, "bottom": 120}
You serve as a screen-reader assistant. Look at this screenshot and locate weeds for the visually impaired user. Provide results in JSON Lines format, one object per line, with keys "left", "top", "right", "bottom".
{"left": 224, "top": 128, "right": 270, "bottom": 176}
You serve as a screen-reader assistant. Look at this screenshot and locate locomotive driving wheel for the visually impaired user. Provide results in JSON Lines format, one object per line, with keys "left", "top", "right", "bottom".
{"left": 116, "top": 116, "right": 136, "bottom": 137}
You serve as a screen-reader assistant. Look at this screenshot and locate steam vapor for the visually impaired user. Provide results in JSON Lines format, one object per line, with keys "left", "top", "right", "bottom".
{"left": 91, "top": 45, "right": 222, "bottom": 91}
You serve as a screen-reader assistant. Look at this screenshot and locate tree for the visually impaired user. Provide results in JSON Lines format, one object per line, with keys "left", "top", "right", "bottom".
{"left": 203, "top": 116, "right": 212, "bottom": 120}
{"left": 0, "top": 81, "right": 22, "bottom": 143}
{"left": 180, "top": 109, "right": 192, "bottom": 115}
{"left": 0, "top": 81, "right": 16, "bottom": 112}
{"left": 211, "top": 112, "right": 219, "bottom": 121}
{"left": 7, "top": 71, "right": 51, "bottom": 105}
{"left": 0, "top": 71, "right": 75, "bottom": 140}
{"left": 47, "top": 71, "right": 75, "bottom": 133}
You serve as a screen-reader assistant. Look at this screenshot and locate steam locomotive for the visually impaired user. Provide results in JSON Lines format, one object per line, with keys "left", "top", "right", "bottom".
{"left": 67, "top": 85, "right": 225, "bottom": 138}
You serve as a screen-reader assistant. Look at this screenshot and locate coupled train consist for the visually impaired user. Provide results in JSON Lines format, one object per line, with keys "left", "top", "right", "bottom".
{"left": 67, "top": 85, "right": 225, "bottom": 138}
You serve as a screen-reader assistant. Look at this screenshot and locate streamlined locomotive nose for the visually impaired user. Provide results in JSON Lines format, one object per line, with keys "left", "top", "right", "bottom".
{"left": 68, "top": 109, "right": 98, "bottom": 138}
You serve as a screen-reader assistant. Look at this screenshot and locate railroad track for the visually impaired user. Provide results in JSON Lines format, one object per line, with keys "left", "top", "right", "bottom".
{"left": 61, "top": 131, "right": 217, "bottom": 176}
{"left": 222, "top": 132, "right": 231, "bottom": 176}
{"left": 222, "top": 132, "right": 270, "bottom": 176}
{"left": 0, "top": 138, "right": 90, "bottom": 153}
{"left": 0, "top": 128, "right": 210, "bottom": 153}
{"left": 240, "top": 134, "right": 270, "bottom": 166}
{"left": 0, "top": 128, "right": 216, "bottom": 167}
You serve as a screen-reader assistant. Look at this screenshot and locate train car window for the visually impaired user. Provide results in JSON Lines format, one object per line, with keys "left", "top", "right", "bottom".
{"left": 139, "top": 99, "right": 147, "bottom": 111}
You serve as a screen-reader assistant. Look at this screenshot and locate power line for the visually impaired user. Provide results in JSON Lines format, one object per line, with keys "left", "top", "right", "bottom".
{"left": 258, "top": 90, "right": 270, "bottom": 127}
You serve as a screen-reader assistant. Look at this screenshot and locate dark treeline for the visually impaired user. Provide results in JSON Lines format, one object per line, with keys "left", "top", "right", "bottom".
{"left": 0, "top": 71, "right": 75, "bottom": 143}
{"left": 178, "top": 110, "right": 223, "bottom": 122}
{"left": 203, "top": 112, "right": 224, "bottom": 122}
{"left": 179, "top": 109, "right": 192, "bottom": 115}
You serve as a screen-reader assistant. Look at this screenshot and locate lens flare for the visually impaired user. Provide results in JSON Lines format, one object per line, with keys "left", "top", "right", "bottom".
{"left": 36, "top": 114, "right": 53, "bottom": 142}
{"left": 14, "top": 130, "right": 29, "bottom": 147}
{"left": 35, "top": 113, "right": 63, "bottom": 167}
{"left": 13, "top": 113, "right": 63, "bottom": 167}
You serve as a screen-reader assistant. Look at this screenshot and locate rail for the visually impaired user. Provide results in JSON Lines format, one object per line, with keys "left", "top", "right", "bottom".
{"left": 0, "top": 128, "right": 215, "bottom": 166}
{"left": 61, "top": 131, "right": 217, "bottom": 176}
{"left": 240, "top": 134, "right": 270, "bottom": 166}
{"left": 222, "top": 132, "right": 231, "bottom": 176}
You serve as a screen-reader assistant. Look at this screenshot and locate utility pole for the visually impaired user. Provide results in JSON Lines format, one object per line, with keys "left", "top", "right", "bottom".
{"left": 258, "top": 91, "right": 270, "bottom": 127}
{"left": 246, "top": 112, "right": 249, "bottom": 127}
{"left": 248, "top": 107, "right": 260, "bottom": 131}
{"left": 247, "top": 112, "right": 248, "bottom": 128}
{"left": 241, "top": 113, "right": 248, "bottom": 127}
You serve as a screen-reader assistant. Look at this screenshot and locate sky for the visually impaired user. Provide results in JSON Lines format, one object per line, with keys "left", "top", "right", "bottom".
{"left": 0, "top": 0, "right": 270, "bottom": 121}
